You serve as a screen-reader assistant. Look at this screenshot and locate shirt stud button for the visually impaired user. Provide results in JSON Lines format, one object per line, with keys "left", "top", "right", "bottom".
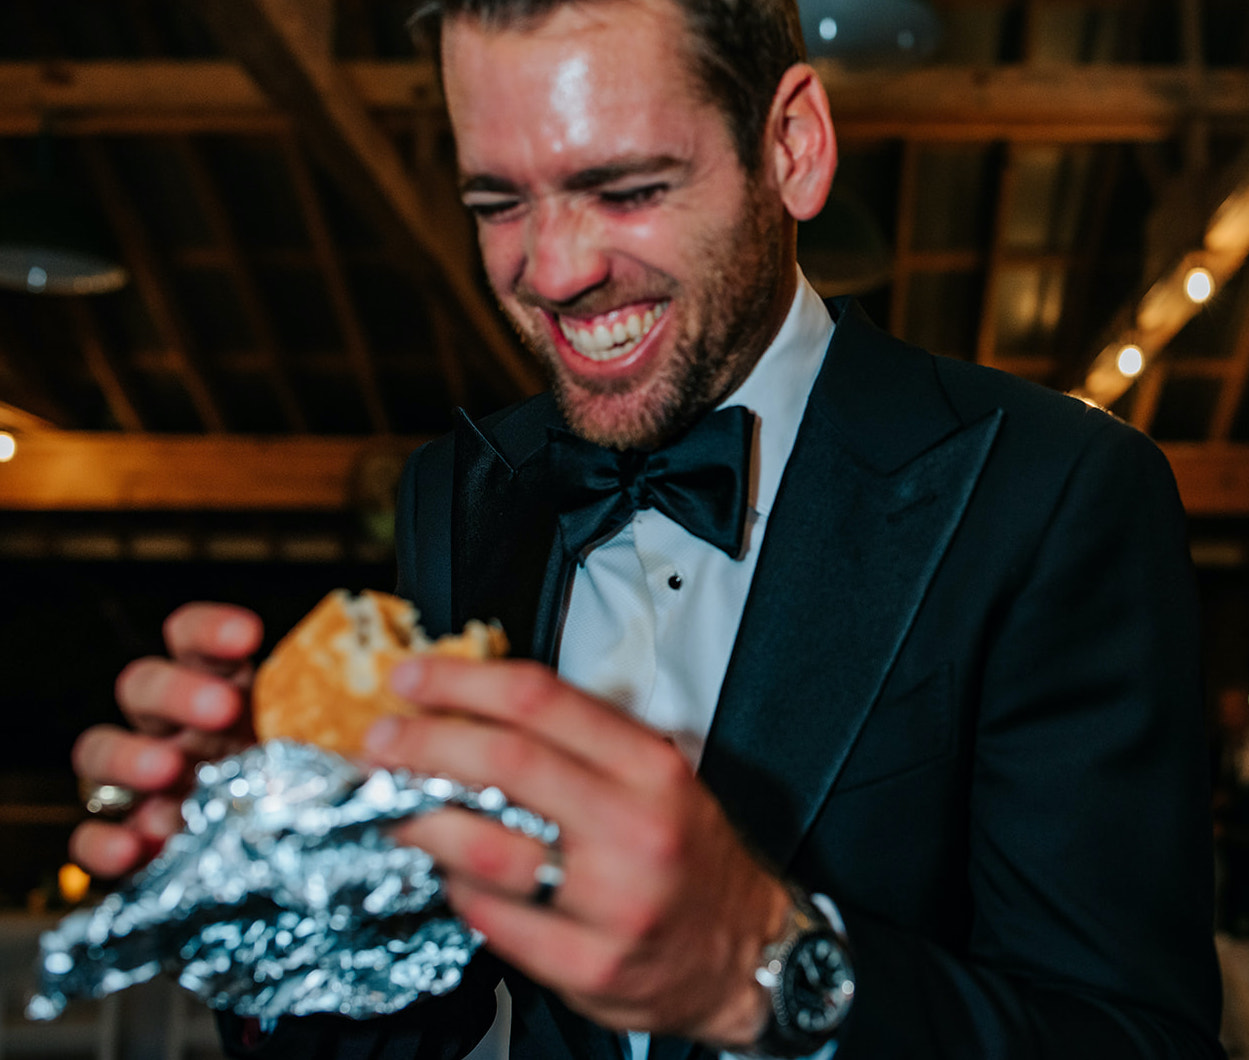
{"left": 668, "top": 573, "right": 683, "bottom": 590}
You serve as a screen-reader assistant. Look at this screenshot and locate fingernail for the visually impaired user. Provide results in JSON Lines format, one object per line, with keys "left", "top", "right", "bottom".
{"left": 217, "top": 616, "right": 255, "bottom": 652}
{"left": 365, "top": 717, "right": 401, "bottom": 755}
{"left": 389, "top": 659, "right": 425, "bottom": 699}
{"left": 192, "top": 683, "right": 231, "bottom": 724}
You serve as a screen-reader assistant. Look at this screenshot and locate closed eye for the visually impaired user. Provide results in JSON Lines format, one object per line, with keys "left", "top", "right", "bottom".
{"left": 599, "top": 184, "right": 667, "bottom": 210}
{"left": 463, "top": 195, "right": 524, "bottom": 222}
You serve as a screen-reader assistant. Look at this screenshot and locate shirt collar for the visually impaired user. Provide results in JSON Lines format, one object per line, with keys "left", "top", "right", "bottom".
{"left": 719, "top": 267, "right": 833, "bottom": 518}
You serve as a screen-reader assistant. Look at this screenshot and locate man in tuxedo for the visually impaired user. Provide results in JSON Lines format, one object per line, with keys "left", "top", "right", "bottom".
{"left": 70, "top": 0, "right": 1224, "bottom": 1055}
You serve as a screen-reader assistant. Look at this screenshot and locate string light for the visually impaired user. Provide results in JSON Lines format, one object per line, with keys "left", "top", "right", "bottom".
{"left": 0, "top": 431, "right": 15, "bottom": 462}
{"left": 1116, "top": 344, "right": 1145, "bottom": 378}
{"left": 1184, "top": 266, "right": 1214, "bottom": 304}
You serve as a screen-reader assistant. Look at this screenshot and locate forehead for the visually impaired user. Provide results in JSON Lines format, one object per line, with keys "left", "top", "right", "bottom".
{"left": 440, "top": 0, "right": 720, "bottom": 172}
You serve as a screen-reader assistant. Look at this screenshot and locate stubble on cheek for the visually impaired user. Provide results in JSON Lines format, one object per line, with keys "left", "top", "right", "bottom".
{"left": 492, "top": 181, "right": 787, "bottom": 451}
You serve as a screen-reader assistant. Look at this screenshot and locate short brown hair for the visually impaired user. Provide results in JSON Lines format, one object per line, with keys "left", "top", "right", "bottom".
{"left": 409, "top": 0, "right": 806, "bottom": 171}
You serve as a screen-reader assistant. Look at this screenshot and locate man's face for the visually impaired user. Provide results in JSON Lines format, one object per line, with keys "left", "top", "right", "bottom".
{"left": 442, "top": 0, "right": 794, "bottom": 449}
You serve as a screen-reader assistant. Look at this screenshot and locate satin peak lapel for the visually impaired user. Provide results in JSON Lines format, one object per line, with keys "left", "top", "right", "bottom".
{"left": 450, "top": 403, "right": 564, "bottom": 662}
{"left": 701, "top": 324, "right": 1002, "bottom": 871}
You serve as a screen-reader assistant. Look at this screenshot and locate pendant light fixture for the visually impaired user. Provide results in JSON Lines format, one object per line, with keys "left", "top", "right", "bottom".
{"left": 798, "top": 0, "right": 941, "bottom": 63}
{"left": 0, "top": 126, "right": 129, "bottom": 296}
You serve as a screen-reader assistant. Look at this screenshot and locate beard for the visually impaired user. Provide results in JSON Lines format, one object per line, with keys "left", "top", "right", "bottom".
{"left": 504, "top": 181, "right": 790, "bottom": 451}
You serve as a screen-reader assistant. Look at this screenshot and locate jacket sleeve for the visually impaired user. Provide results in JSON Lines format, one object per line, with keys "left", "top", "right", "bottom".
{"left": 834, "top": 421, "right": 1224, "bottom": 1057}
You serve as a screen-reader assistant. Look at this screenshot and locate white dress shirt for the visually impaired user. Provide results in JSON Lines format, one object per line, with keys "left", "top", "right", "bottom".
{"left": 464, "top": 270, "right": 836, "bottom": 1060}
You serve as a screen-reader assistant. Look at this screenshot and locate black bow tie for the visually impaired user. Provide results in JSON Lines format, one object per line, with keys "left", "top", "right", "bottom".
{"left": 544, "top": 404, "right": 756, "bottom": 562}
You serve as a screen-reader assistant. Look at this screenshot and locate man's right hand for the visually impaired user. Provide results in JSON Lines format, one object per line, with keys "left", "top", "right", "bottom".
{"left": 69, "top": 603, "right": 263, "bottom": 878}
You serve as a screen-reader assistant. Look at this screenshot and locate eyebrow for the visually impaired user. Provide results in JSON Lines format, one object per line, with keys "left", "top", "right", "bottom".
{"left": 459, "top": 155, "right": 687, "bottom": 197}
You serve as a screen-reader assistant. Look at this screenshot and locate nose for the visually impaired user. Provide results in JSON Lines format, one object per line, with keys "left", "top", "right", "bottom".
{"left": 519, "top": 200, "right": 609, "bottom": 307}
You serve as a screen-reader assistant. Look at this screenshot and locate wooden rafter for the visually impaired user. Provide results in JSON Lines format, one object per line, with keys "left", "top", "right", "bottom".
{"left": 0, "top": 400, "right": 57, "bottom": 433}
{"left": 279, "top": 133, "right": 390, "bottom": 432}
{"left": 174, "top": 136, "right": 308, "bottom": 432}
{"left": 67, "top": 298, "right": 145, "bottom": 432}
{"left": 80, "top": 138, "right": 228, "bottom": 432}
{"left": 1, "top": 62, "right": 1249, "bottom": 140}
{"left": 1129, "top": 362, "right": 1168, "bottom": 434}
{"left": 1, "top": 431, "right": 1243, "bottom": 515}
{"left": 1209, "top": 291, "right": 1249, "bottom": 441}
{"left": 428, "top": 300, "right": 470, "bottom": 410}
{"left": 0, "top": 433, "right": 428, "bottom": 510}
{"left": 1076, "top": 146, "right": 1249, "bottom": 409}
{"left": 192, "top": 0, "right": 542, "bottom": 397}
{"left": 1163, "top": 443, "right": 1249, "bottom": 516}
{"left": 0, "top": 303, "right": 74, "bottom": 428}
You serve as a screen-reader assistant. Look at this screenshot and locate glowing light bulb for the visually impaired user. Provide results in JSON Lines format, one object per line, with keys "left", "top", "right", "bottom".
{"left": 58, "top": 863, "right": 91, "bottom": 905}
{"left": 1185, "top": 267, "right": 1214, "bottom": 304}
{"left": 0, "top": 431, "right": 15, "bottom": 462}
{"left": 1116, "top": 345, "right": 1144, "bottom": 378}
{"left": 819, "top": 17, "right": 837, "bottom": 40}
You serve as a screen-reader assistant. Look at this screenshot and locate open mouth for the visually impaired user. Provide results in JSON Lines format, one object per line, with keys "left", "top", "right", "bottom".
{"left": 556, "top": 301, "right": 669, "bottom": 362}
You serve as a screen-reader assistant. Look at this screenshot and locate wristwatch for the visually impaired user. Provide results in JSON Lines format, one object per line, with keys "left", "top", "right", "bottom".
{"left": 751, "top": 889, "right": 855, "bottom": 1057}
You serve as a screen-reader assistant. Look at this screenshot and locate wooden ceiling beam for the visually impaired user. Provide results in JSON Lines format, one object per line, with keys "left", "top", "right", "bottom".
{"left": 1162, "top": 444, "right": 1249, "bottom": 516}
{"left": 2, "top": 431, "right": 1243, "bottom": 515}
{"left": 80, "top": 138, "right": 229, "bottom": 432}
{"left": 1076, "top": 146, "right": 1249, "bottom": 408}
{"left": 1, "top": 62, "right": 1249, "bottom": 140}
{"left": 0, "top": 400, "right": 58, "bottom": 433}
{"left": 192, "top": 0, "right": 542, "bottom": 397}
{"left": 0, "top": 304, "right": 76, "bottom": 428}
{"left": 0, "top": 433, "right": 428, "bottom": 510}
{"left": 1209, "top": 290, "right": 1249, "bottom": 441}
{"left": 173, "top": 136, "right": 308, "bottom": 432}
{"left": 67, "top": 298, "right": 145, "bottom": 432}
{"left": 279, "top": 133, "right": 390, "bottom": 432}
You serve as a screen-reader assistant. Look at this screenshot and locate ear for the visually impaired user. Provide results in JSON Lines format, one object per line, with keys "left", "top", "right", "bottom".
{"left": 765, "top": 63, "right": 837, "bottom": 222}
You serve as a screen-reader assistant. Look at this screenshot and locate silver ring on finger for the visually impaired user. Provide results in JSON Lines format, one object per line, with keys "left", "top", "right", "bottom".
{"left": 530, "top": 843, "right": 565, "bottom": 907}
{"left": 79, "top": 779, "right": 139, "bottom": 818}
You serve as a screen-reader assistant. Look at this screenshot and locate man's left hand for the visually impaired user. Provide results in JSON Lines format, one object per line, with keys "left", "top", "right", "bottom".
{"left": 363, "top": 655, "right": 790, "bottom": 1049}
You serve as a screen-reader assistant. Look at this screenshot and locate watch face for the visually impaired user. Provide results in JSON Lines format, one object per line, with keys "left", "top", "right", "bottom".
{"left": 782, "top": 931, "right": 855, "bottom": 1035}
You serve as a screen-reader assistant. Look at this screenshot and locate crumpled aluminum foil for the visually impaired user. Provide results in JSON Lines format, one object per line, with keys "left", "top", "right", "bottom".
{"left": 28, "top": 740, "right": 558, "bottom": 1022}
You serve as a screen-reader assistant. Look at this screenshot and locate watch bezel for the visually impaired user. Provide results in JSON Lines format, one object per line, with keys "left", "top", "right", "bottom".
{"left": 774, "top": 926, "right": 855, "bottom": 1038}
{"left": 752, "top": 891, "right": 855, "bottom": 1057}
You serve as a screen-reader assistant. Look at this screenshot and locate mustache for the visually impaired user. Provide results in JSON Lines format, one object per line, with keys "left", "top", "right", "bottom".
{"left": 513, "top": 279, "right": 676, "bottom": 320}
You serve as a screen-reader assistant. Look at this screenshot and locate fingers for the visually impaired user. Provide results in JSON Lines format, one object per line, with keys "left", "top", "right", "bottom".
{"left": 69, "top": 821, "right": 147, "bottom": 878}
{"left": 388, "top": 657, "right": 681, "bottom": 788}
{"left": 73, "top": 725, "right": 186, "bottom": 793}
{"left": 66, "top": 796, "right": 185, "bottom": 879}
{"left": 445, "top": 878, "right": 640, "bottom": 1010}
{"left": 367, "top": 711, "right": 641, "bottom": 841}
{"left": 393, "top": 808, "right": 553, "bottom": 900}
{"left": 115, "top": 657, "right": 245, "bottom": 736}
{"left": 163, "top": 603, "right": 263, "bottom": 670}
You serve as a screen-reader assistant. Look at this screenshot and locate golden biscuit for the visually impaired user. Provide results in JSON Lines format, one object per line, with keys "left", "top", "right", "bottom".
{"left": 252, "top": 589, "right": 507, "bottom": 754}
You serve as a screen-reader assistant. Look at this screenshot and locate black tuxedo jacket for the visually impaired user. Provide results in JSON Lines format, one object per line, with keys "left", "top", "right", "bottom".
{"left": 226, "top": 299, "right": 1223, "bottom": 1059}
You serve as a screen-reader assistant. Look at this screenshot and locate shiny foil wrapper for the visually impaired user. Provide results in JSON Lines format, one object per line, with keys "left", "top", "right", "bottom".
{"left": 29, "top": 740, "right": 558, "bottom": 1022}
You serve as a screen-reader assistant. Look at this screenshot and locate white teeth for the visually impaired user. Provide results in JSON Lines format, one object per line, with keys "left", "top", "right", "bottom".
{"left": 558, "top": 302, "right": 669, "bottom": 362}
